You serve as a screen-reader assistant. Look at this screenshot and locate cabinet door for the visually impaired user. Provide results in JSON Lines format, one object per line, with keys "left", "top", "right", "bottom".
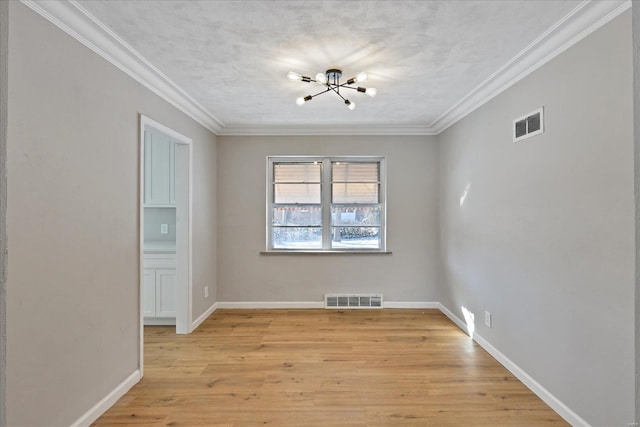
{"left": 143, "top": 269, "right": 156, "bottom": 317}
{"left": 156, "top": 269, "right": 176, "bottom": 317}
{"left": 144, "top": 131, "right": 174, "bottom": 206}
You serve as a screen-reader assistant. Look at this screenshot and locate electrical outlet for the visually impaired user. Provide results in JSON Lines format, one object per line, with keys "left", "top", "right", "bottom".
{"left": 204, "top": 286, "right": 209, "bottom": 298}
{"left": 161, "top": 224, "right": 168, "bottom": 234}
{"left": 485, "top": 311, "right": 492, "bottom": 328}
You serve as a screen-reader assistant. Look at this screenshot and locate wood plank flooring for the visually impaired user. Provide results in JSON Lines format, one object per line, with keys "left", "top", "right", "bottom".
{"left": 93, "top": 309, "right": 568, "bottom": 426}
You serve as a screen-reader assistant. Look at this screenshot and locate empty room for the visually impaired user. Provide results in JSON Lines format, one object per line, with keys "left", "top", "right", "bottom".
{"left": 1, "top": 0, "right": 638, "bottom": 426}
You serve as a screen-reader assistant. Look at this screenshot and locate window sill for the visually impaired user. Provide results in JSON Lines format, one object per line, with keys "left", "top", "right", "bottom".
{"left": 260, "top": 251, "right": 392, "bottom": 255}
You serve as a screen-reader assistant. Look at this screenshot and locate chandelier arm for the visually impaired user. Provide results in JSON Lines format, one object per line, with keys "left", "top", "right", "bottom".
{"left": 326, "top": 84, "right": 340, "bottom": 95}
{"left": 328, "top": 86, "right": 348, "bottom": 102}
{"left": 309, "top": 88, "right": 332, "bottom": 98}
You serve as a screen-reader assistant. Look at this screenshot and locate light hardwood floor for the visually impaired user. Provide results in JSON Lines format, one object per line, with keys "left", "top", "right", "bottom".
{"left": 93, "top": 309, "right": 568, "bottom": 426}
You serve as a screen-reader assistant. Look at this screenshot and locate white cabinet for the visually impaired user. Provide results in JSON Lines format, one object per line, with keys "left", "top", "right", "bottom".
{"left": 156, "top": 269, "right": 177, "bottom": 317}
{"left": 144, "top": 253, "right": 176, "bottom": 325}
{"left": 144, "top": 130, "right": 175, "bottom": 206}
{"left": 143, "top": 269, "right": 156, "bottom": 317}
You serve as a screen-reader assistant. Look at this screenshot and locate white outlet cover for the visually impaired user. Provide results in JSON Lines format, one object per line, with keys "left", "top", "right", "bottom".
{"left": 161, "top": 224, "right": 168, "bottom": 234}
{"left": 485, "top": 311, "right": 492, "bottom": 328}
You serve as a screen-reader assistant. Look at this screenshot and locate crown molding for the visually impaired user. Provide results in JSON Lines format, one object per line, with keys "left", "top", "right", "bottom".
{"left": 428, "top": 0, "right": 631, "bottom": 134}
{"left": 218, "top": 124, "right": 438, "bottom": 136}
{"left": 20, "top": 0, "right": 631, "bottom": 137}
{"left": 20, "top": 0, "right": 224, "bottom": 134}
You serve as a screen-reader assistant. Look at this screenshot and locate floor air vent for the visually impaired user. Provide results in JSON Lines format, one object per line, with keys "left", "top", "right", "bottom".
{"left": 325, "top": 294, "right": 383, "bottom": 309}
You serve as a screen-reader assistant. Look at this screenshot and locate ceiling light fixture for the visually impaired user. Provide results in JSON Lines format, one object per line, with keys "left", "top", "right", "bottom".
{"left": 288, "top": 68, "right": 377, "bottom": 110}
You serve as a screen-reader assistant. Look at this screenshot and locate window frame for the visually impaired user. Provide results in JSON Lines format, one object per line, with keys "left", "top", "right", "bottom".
{"left": 266, "top": 156, "right": 387, "bottom": 252}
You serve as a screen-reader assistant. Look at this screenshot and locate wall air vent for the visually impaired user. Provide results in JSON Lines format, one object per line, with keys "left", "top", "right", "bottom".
{"left": 325, "top": 294, "right": 383, "bottom": 309}
{"left": 513, "top": 107, "right": 544, "bottom": 142}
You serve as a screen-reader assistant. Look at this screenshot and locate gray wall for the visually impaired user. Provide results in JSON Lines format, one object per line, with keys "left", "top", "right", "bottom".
{"left": 438, "top": 11, "right": 634, "bottom": 426}
{"left": 192, "top": 130, "right": 218, "bottom": 318}
{"left": 144, "top": 208, "right": 176, "bottom": 243}
{"left": 634, "top": 2, "right": 640, "bottom": 423}
{"left": 0, "top": 1, "right": 8, "bottom": 426}
{"left": 6, "top": 2, "right": 217, "bottom": 426}
{"left": 217, "top": 135, "right": 441, "bottom": 303}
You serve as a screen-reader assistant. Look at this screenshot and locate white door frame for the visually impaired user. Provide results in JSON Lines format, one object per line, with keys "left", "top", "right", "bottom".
{"left": 139, "top": 115, "right": 193, "bottom": 374}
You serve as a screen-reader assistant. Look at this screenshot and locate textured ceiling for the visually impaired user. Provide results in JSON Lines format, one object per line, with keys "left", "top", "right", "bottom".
{"left": 80, "top": 0, "right": 582, "bottom": 128}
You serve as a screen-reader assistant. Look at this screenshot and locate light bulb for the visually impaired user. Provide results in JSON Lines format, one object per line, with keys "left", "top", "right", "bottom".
{"left": 315, "top": 73, "right": 327, "bottom": 84}
{"left": 357, "top": 86, "right": 377, "bottom": 97}
{"left": 296, "top": 95, "right": 312, "bottom": 106}
{"left": 356, "top": 72, "right": 368, "bottom": 82}
{"left": 287, "top": 71, "right": 302, "bottom": 81}
{"left": 345, "top": 99, "right": 355, "bottom": 110}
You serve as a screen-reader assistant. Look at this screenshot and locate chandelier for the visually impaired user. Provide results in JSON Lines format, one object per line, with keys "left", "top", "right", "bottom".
{"left": 287, "top": 68, "right": 377, "bottom": 110}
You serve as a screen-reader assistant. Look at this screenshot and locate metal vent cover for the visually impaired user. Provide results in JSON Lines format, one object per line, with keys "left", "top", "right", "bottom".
{"left": 325, "top": 294, "right": 383, "bottom": 309}
{"left": 513, "top": 107, "right": 544, "bottom": 142}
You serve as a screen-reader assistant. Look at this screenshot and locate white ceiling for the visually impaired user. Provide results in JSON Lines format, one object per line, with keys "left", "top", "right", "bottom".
{"left": 50, "top": 0, "right": 626, "bottom": 134}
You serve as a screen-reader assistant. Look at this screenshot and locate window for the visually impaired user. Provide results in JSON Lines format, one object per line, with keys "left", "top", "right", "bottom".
{"left": 267, "top": 156, "right": 386, "bottom": 252}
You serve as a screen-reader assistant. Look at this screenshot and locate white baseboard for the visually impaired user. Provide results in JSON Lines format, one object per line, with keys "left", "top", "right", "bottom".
{"left": 384, "top": 301, "right": 439, "bottom": 309}
{"left": 191, "top": 301, "right": 218, "bottom": 330}
{"left": 437, "top": 303, "right": 471, "bottom": 336}
{"left": 217, "top": 301, "right": 324, "bottom": 309}
{"left": 70, "top": 369, "right": 140, "bottom": 427}
{"left": 143, "top": 317, "right": 176, "bottom": 326}
{"left": 217, "top": 301, "right": 442, "bottom": 309}
{"left": 437, "top": 303, "right": 589, "bottom": 427}
{"left": 472, "top": 332, "right": 590, "bottom": 427}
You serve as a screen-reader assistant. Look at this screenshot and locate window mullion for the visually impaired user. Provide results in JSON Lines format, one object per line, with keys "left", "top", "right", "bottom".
{"left": 321, "top": 159, "right": 332, "bottom": 250}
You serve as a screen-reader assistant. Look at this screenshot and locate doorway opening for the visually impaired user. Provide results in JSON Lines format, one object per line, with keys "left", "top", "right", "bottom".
{"left": 139, "top": 115, "right": 193, "bottom": 374}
